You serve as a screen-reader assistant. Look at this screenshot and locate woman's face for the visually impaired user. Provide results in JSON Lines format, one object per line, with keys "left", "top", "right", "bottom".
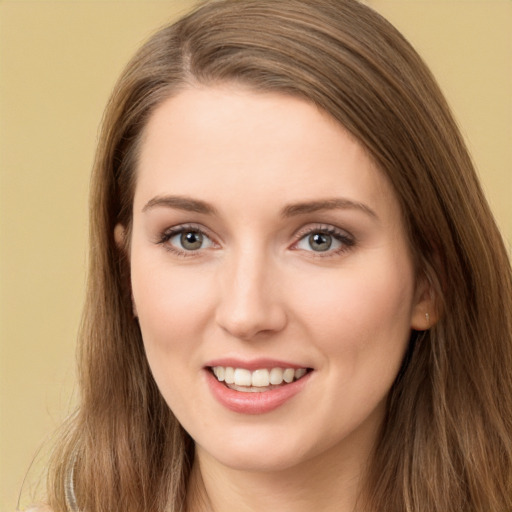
{"left": 125, "top": 86, "right": 430, "bottom": 473}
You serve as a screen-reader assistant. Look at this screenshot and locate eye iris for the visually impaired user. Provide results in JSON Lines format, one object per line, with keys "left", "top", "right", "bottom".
{"left": 309, "top": 232, "right": 332, "bottom": 251}
{"left": 181, "top": 231, "right": 203, "bottom": 250}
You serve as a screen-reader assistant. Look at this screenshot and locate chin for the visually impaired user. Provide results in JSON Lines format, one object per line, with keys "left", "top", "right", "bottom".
{"left": 204, "top": 447, "right": 308, "bottom": 473}
{"left": 194, "top": 424, "right": 330, "bottom": 474}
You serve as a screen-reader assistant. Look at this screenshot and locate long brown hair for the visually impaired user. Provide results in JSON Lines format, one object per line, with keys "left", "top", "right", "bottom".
{"left": 46, "top": 1, "right": 512, "bottom": 510}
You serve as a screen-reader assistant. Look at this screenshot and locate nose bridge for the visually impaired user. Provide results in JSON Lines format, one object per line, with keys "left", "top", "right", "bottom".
{"left": 215, "top": 243, "right": 286, "bottom": 340}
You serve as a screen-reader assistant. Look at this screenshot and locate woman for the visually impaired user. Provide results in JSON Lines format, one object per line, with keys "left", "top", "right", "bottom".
{"left": 42, "top": 0, "right": 512, "bottom": 511}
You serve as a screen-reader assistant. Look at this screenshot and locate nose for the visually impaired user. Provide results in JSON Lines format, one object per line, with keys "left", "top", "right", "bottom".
{"left": 215, "top": 249, "right": 287, "bottom": 340}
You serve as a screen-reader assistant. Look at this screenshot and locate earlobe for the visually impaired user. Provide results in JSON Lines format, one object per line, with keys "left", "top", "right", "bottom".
{"left": 410, "top": 274, "right": 438, "bottom": 331}
{"left": 411, "top": 310, "right": 433, "bottom": 331}
{"left": 114, "top": 223, "right": 125, "bottom": 248}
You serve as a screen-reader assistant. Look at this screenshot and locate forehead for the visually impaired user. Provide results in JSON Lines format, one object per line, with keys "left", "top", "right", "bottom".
{"left": 134, "top": 86, "right": 399, "bottom": 222}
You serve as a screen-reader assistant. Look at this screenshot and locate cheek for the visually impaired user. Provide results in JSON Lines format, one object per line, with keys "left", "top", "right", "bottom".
{"left": 287, "top": 260, "right": 416, "bottom": 432}
{"left": 129, "top": 253, "right": 216, "bottom": 410}
{"left": 290, "top": 259, "right": 415, "bottom": 360}
{"left": 132, "top": 256, "right": 214, "bottom": 340}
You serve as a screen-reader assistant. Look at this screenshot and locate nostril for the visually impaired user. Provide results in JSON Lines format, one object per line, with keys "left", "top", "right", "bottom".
{"left": 215, "top": 302, "right": 288, "bottom": 341}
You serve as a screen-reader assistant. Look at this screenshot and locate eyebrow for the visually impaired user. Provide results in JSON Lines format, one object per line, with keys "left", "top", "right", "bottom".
{"left": 142, "top": 195, "right": 377, "bottom": 219}
{"left": 142, "top": 195, "right": 217, "bottom": 215}
{"left": 281, "top": 198, "right": 377, "bottom": 219}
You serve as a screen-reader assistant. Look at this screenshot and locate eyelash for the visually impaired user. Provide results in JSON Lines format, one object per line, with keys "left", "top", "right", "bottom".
{"left": 155, "top": 223, "right": 356, "bottom": 258}
{"left": 156, "top": 223, "right": 215, "bottom": 258}
{"left": 291, "top": 224, "right": 355, "bottom": 257}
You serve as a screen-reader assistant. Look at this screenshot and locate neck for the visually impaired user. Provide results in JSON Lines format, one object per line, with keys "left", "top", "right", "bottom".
{"left": 186, "top": 438, "right": 374, "bottom": 512}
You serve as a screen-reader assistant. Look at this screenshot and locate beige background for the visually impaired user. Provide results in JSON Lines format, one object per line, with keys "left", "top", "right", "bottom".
{"left": 0, "top": 1, "right": 510, "bottom": 510}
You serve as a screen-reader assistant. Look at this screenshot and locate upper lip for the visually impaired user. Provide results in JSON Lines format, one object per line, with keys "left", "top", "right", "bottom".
{"left": 204, "top": 358, "right": 311, "bottom": 371}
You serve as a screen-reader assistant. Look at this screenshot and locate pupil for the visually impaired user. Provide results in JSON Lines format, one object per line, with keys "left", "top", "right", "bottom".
{"left": 181, "top": 231, "right": 203, "bottom": 250}
{"left": 309, "top": 232, "right": 332, "bottom": 251}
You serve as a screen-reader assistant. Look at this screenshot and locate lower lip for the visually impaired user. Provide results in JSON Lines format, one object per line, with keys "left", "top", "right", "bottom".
{"left": 205, "top": 369, "right": 312, "bottom": 414}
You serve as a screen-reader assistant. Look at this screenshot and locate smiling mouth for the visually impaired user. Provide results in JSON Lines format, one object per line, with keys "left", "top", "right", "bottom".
{"left": 210, "top": 366, "right": 311, "bottom": 393}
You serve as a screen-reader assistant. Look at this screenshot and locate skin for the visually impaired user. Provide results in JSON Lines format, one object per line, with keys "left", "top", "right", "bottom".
{"left": 119, "top": 85, "right": 432, "bottom": 512}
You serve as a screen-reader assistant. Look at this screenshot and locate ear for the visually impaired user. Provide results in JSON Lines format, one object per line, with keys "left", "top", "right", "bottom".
{"left": 410, "top": 272, "right": 438, "bottom": 331}
{"left": 114, "top": 223, "right": 138, "bottom": 318}
{"left": 114, "top": 223, "right": 125, "bottom": 249}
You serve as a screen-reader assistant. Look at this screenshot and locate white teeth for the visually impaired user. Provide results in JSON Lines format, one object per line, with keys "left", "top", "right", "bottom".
{"left": 269, "top": 367, "right": 284, "bottom": 385}
{"left": 224, "top": 367, "right": 235, "bottom": 384}
{"left": 294, "top": 368, "right": 307, "bottom": 379}
{"left": 213, "top": 366, "right": 225, "bottom": 381}
{"left": 234, "top": 368, "right": 252, "bottom": 386}
{"left": 283, "top": 368, "right": 295, "bottom": 383}
{"left": 251, "top": 369, "right": 270, "bottom": 387}
{"left": 211, "top": 366, "right": 308, "bottom": 388}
